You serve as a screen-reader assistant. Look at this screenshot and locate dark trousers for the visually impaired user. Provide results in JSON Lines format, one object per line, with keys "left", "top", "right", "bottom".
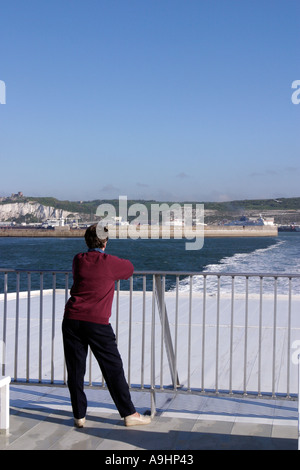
{"left": 62, "top": 318, "right": 136, "bottom": 419}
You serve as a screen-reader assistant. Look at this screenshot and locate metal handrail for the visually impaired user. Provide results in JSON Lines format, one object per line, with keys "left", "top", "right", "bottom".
{"left": 1, "top": 267, "right": 300, "bottom": 277}
{"left": 1, "top": 268, "right": 300, "bottom": 418}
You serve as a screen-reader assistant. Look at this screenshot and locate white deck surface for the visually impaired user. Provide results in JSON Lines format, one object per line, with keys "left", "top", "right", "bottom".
{"left": 0, "top": 385, "right": 298, "bottom": 450}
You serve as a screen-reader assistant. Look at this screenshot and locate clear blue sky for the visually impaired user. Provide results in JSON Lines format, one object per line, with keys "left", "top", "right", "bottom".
{"left": 0, "top": 0, "right": 299, "bottom": 202}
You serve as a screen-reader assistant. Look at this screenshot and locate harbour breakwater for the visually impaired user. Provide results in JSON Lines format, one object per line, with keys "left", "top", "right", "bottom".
{"left": 0, "top": 225, "right": 278, "bottom": 238}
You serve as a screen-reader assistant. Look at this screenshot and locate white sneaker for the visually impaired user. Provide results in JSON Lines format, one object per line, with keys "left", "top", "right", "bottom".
{"left": 124, "top": 413, "right": 151, "bottom": 427}
{"left": 74, "top": 417, "right": 86, "bottom": 428}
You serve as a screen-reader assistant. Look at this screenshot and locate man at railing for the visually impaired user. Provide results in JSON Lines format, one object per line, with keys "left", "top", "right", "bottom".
{"left": 62, "top": 224, "right": 151, "bottom": 428}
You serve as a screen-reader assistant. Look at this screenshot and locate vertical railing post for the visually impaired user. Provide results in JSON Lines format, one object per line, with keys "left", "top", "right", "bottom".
{"left": 229, "top": 275, "right": 235, "bottom": 394}
{"left": 201, "top": 274, "right": 207, "bottom": 392}
{"left": 258, "top": 276, "right": 263, "bottom": 396}
{"left": 243, "top": 276, "right": 249, "bottom": 395}
{"left": 63, "top": 273, "right": 69, "bottom": 384}
{"left": 154, "top": 274, "right": 180, "bottom": 389}
{"left": 2, "top": 272, "right": 8, "bottom": 377}
{"left": 287, "top": 277, "right": 292, "bottom": 398}
{"left": 141, "top": 275, "right": 146, "bottom": 389}
{"left": 150, "top": 275, "right": 156, "bottom": 417}
{"left": 174, "top": 276, "right": 179, "bottom": 392}
{"left": 51, "top": 272, "right": 56, "bottom": 383}
{"left": 187, "top": 276, "right": 193, "bottom": 391}
{"left": 128, "top": 276, "right": 133, "bottom": 387}
{"left": 39, "top": 272, "right": 43, "bottom": 383}
{"left": 89, "top": 348, "right": 93, "bottom": 386}
{"left": 14, "top": 272, "right": 20, "bottom": 381}
{"left": 115, "top": 280, "right": 120, "bottom": 343}
{"left": 215, "top": 275, "right": 221, "bottom": 394}
{"left": 159, "top": 275, "right": 165, "bottom": 389}
{"left": 26, "top": 272, "right": 31, "bottom": 382}
{"left": 272, "top": 276, "right": 278, "bottom": 397}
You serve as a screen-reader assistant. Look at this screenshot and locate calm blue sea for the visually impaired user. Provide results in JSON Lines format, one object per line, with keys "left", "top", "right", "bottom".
{"left": 0, "top": 233, "right": 299, "bottom": 294}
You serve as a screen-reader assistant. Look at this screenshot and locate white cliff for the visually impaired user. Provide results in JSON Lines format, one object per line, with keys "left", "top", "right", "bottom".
{"left": 0, "top": 202, "right": 76, "bottom": 221}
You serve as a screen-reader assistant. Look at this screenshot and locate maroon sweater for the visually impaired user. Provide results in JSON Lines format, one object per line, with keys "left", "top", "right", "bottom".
{"left": 64, "top": 251, "right": 134, "bottom": 324}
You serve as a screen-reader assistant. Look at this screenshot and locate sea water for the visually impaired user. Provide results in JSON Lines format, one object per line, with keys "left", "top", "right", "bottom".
{"left": 0, "top": 233, "right": 299, "bottom": 294}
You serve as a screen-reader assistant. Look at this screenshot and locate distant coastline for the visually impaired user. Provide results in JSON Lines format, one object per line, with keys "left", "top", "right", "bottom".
{"left": 1, "top": 194, "right": 299, "bottom": 228}
{"left": 0, "top": 225, "right": 278, "bottom": 238}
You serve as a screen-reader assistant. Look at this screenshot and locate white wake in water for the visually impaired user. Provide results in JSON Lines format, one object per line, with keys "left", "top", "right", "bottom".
{"left": 177, "top": 239, "right": 300, "bottom": 295}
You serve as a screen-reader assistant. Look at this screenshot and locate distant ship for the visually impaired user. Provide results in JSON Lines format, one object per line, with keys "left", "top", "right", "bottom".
{"left": 278, "top": 224, "right": 300, "bottom": 232}
{"left": 223, "top": 215, "right": 274, "bottom": 227}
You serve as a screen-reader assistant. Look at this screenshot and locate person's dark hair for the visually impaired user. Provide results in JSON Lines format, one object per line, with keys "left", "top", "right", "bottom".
{"left": 84, "top": 224, "right": 109, "bottom": 249}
